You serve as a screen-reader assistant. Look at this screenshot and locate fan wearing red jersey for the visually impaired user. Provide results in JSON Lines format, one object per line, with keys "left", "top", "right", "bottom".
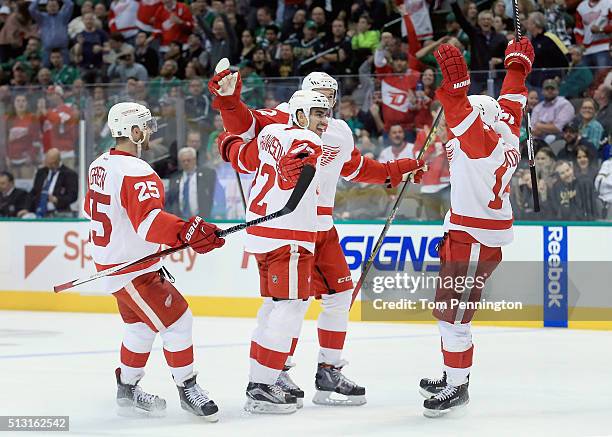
{"left": 211, "top": 66, "right": 426, "bottom": 407}
{"left": 83, "top": 102, "right": 224, "bottom": 420}
{"left": 418, "top": 38, "right": 534, "bottom": 418}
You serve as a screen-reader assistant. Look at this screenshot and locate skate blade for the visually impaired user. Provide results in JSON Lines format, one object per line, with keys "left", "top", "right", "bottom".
{"left": 423, "top": 400, "right": 469, "bottom": 419}
{"left": 116, "top": 401, "right": 166, "bottom": 418}
{"left": 312, "top": 390, "right": 367, "bottom": 406}
{"left": 244, "top": 398, "right": 297, "bottom": 414}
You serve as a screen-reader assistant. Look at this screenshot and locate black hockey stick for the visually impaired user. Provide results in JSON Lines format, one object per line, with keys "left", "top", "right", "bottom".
{"left": 512, "top": 0, "right": 540, "bottom": 212}
{"left": 54, "top": 165, "right": 316, "bottom": 293}
{"left": 350, "top": 109, "right": 444, "bottom": 307}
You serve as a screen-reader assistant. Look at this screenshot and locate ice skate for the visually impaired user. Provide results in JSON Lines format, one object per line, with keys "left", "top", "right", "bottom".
{"left": 312, "top": 361, "right": 366, "bottom": 406}
{"left": 244, "top": 382, "right": 298, "bottom": 414}
{"left": 419, "top": 371, "right": 447, "bottom": 398}
{"left": 423, "top": 380, "right": 469, "bottom": 418}
{"left": 115, "top": 368, "right": 166, "bottom": 417}
{"left": 277, "top": 366, "right": 304, "bottom": 408}
{"left": 176, "top": 373, "right": 219, "bottom": 422}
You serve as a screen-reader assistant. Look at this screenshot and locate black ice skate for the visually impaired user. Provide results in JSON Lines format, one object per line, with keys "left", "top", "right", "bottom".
{"left": 244, "top": 382, "right": 298, "bottom": 414}
{"left": 115, "top": 368, "right": 166, "bottom": 416}
{"left": 419, "top": 371, "right": 447, "bottom": 398}
{"left": 423, "top": 380, "right": 469, "bottom": 418}
{"left": 277, "top": 366, "right": 305, "bottom": 408}
{"left": 176, "top": 373, "right": 219, "bottom": 422}
{"left": 312, "top": 361, "right": 366, "bottom": 406}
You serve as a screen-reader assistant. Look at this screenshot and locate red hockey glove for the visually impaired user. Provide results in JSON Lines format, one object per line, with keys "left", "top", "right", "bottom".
{"left": 384, "top": 158, "right": 426, "bottom": 187}
{"left": 208, "top": 69, "right": 243, "bottom": 110}
{"left": 179, "top": 216, "right": 225, "bottom": 254}
{"left": 277, "top": 141, "right": 321, "bottom": 190}
{"left": 217, "top": 131, "right": 244, "bottom": 163}
{"left": 504, "top": 37, "right": 534, "bottom": 74}
{"left": 434, "top": 44, "right": 470, "bottom": 95}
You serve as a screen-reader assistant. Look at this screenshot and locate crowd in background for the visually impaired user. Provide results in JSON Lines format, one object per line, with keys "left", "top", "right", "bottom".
{"left": 0, "top": 0, "right": 610, "bottom": 222}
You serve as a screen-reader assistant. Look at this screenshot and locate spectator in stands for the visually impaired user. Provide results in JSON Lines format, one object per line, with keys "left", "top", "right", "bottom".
{"left": 184, "top": 78, "right": 209, "bottom": 125}
{"left": 351, "top": 14, "right": 380, "bottom": 54}
{"left": 205, "top": 113, "right": 224, "bottom": 156}
{"left": 183, "top": 33, "right": 205, "bottom": 66}
{"left": 163, "top": 41, "right": 187, "bottom": 78}
{"left": 49, "top": 49, "right": 78, "bottom": 86}
{"left": 38, "top": 86, "right": 79, "bottom": 168}
{"left": 276, "top": 42, "right": 299, "bottom": 79}
{"left": 107, "top": 46, "right": 148, "bottom": 82}
{"left": 526, "top": 11, "right": 569, "bottom": 88}
{"left": 251, "top": 47, "right": 278, "bottom": 77}
{"left": 378, "top": 124, "right": 415, "bottom": 161}
{"left": 574, "top": 0, "right": 612, "bottom": 67}
{"left": 547, "top": 160, "right": 597, "bottom": 220}
{"left": 351, "top": 0, "right": 387, "bottom": 28}
{"left": 167, "top": 147, "right": 217, "bottom": 219}
{"left": 0, "top": 0, "right": 35, "bottom": 64}
{"left": 281, "top": 8, "right": 306, "bottom": 41}
{"left": 35, "top": 67, "right": 53, "bottom": 88}
{"left": 575, "top": 143, "right": 599, "bottom": 182}
{"left": 239, "top": 29, "right": 257, "bottom": 62}
{"left": 75, "top": 12, "right": 108, "bottom": 82}
{"left": 310, "top": 6, "right": 330, "bottom": 39}
{"left": 412, "top": 67, "right": 436, "bottom": 129}
{"left": 0, "top": 171, "right": 28, "bottom": 217}
{"left": 450, "top": 2, "right": 506, "bottom": 94}
{"left": 183, "top": 130, "right": 207, "bottom": 167}
{"left": 201, "top": 14, "right": 238, "bottom": 73}
{"left": 531, "top": 79, "right": 575, "bottom": 143}
{"left": 27, "top": 147, "right": 78, "bottom": 217}
{"left": 315, "top": 18, "right": 352, "bottom": 76}
{"left": 134, "top": 31, "right": 159, "bottom": 77}
{"left": 239, "top": 60, "right": 264, "bottom": 108}
{"left": 445, "top": 13, "right": 469, "bottom": 47}
{"left": 109, "top": 0, "right": 139, "bottom": 44}
{"left": 148, "top": 60, "right": 180, "bottom": 102}
{"left": 94, "top": 3, "right": 109, "bottom": 30}
{"left": 3, "top": 94, "right": 41, "bottom": 179}
{"left": 339, "top": 97, "right": 365, "bottom": 136}
{"left": 535, "top": 145, "right": 558, "bottom": 197}
{"left": 538, "top": 0, "right": 571, "bottom": 46}
{"left": 557, "top": 119, "right": 597, "bottom": 161}
{"left": 29, "top": 0, "right": 73, "bottom": 66}
{"left": 103, "top": 32, "right": 132, "bottom": 67}
{"left": 576, "top": 97, "right": 605, "bottom": 147}
{"left": 290, "top": 20, "right": 320, "bottom": 68}
{"left": 222, "top": 0, "right": 246, "bottom": 38}
{"left": 67, "top": 1, "right": 99, "bottom": 40}
{"left": 527, "top": 89, "right": 540, "bottom": 114}
{"left": 254, "top": 6, "right": 274, "bottom": 44}
{"left": 493, "top": 0, "right": 514, "bottom": 31}
{"left": 462, "top": 0, "right": 478, "bottom": 26}
{"left": 559, "top": 46, "right": 593, "bottom": 99}
{"left": 10, "top": 63, "right": 30, "bottom": 86}
{"left": 262, "top": 24, "right": 281, "bottom": 61}
{"left": 10, "top": 37, "right": 42, "bottom": 76}
{"left": 593, "top": 83, "right": 612, "bottom": 140}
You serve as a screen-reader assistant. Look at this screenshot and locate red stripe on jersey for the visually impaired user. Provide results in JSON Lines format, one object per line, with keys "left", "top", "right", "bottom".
{"left": 120, "top": 343, "right": 150, "bottom": 368}
{"left": 163, "top": 346, "right": 194, "bottom": 368}
{"left": 110, "top": 148, "right": 135, "bottom": 157}
{"left": 249, "top": 340, "right": 258, "bottom": 359}
{"left": 317, "top": 206, "right": 333, "bottom": 215}
{"left": 251, "top": 342, "right": 288, "bottom": 370}
{"left": 247, "top": 226, "right": 317, "bottom": 242}
{"left": 318, "top": 328, "right": 347, "bottom": 350}
{"left": 289, "top": 337, "right": 298, "bottom": 356}
{"left": 442, "top": 345, "right": 474, "bottom": 368}
{"left": 450, "top": 210, "right": 513, "bottom": 230}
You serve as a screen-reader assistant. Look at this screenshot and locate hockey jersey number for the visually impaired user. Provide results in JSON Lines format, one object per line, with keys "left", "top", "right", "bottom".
{"left": 134, "top": 181, "right": 160, "bottom": 201}
{"left": 90, "top": 191, "right": 112, "bottom": 247}
{"left": 249, "top": 163, "right": 276, "bottom": 215}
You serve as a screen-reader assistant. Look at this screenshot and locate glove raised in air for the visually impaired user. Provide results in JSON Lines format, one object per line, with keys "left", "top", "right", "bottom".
{"left": 504, "top": 37, "right": 534, "bottom": 74}
{"left": 434, "top": 44, "right": 470, "bottom": 95}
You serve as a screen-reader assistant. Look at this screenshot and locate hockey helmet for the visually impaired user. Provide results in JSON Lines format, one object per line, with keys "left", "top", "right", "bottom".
{"left": 301, "top": 72, "right": 338, "bottom": 107}
{"left": 288, "top": 90, "right": 330, "bottom": 129}
{"left": 467, "top": 95, "right": 502, "bottom": 127}
{"left": 107, "top": 102, "right": 157, "bottom": 145}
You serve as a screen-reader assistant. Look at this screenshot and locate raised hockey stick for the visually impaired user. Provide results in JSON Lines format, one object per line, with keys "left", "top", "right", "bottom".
{"left": 53, "top": 165, "right": 316, "bottom": 293}
{"left": 350, "top": 108, "right": 444, "bottom": 307}
{"left": 512, "top": 0, "right": 540, "bottom": 212}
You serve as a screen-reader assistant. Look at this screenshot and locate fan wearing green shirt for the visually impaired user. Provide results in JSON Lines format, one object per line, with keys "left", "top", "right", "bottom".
{"left": 49, "top": 48, "right": 79, "bottom": 86}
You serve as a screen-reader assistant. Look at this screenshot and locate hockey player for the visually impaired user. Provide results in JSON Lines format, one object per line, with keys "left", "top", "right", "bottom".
{"left": 418, "top": 38, "right": 534, "bottom": 417}
{"left": 219, "top": 90, "right": 327, "bottom": 414}
{"left": 209, "top": 66, "right": 426, "bottom": 407}
{"left": 83, "top": 102, "right": 225, "bottom": 421}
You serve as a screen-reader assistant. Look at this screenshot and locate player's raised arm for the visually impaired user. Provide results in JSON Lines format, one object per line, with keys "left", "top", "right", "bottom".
{"left": 497, "top": 37, "right": 534, "bottom": 139}
{"left": 434, "top": 43, "right": 499, "bottom": 159}
{"left": 217, "top": 133, "right": 260, "bottom": 174}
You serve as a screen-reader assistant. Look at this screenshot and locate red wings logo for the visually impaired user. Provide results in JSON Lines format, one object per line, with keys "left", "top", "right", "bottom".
{"left": 389, "top": 92, "right": 407, "bottom": 106}
{"left": 320, "top": 145, "right": 340, "bottom": 166}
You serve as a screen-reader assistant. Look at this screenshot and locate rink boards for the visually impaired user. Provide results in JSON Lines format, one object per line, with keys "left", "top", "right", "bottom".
{"left": 1, "top": 219, "right": 611, "bottom": 329}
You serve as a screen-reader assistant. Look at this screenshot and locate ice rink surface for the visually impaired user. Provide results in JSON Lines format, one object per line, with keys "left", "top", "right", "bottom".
{"left": 1, "top": 311, "right": 611, "bottom": 437}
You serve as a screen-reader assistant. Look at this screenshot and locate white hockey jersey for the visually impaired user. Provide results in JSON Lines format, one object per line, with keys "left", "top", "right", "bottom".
{"left": 245, "top": 124, "right": 323, "bottom": 254}
{"left": 438, "top": 68, "right": 528, "bottom": 247}
{"left": 83, "top": 149, "right": 184, "bottom": 293}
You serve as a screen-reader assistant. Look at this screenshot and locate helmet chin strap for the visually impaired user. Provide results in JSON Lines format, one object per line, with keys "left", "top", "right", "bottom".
{"left": 128, "top": 130, "right": 148, "bottom": 158}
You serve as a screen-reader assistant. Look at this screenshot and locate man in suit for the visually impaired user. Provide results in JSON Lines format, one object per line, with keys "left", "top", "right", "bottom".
{"left": 167, "top": 147, "right": 217, "bottom": 220}
{"left": 28, "top": 148, "right": 78, "bottom": 217}
{"left": 0, "top": 171, "right": 29, "bottom": 217}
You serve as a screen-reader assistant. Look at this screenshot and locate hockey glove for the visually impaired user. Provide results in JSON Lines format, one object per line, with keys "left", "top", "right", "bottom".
{"left": 434, "top": 44, "right": 470, "bottom": 95}
{"left": 384, "top": 158, "right": 427, "bottom": 187}
{"left": 208, "top": 58, "right": 243, "bottom": 110}
{"left": 504, "top": 37, "right": 534, "bottom": 74}
{"left": 217, "top": 131, "right": 244, "bottom": 163}
{"left": 277, "top": 141, "right": 321, "bottom": 190}
{"left": 179, "top": 216, "right": 225, "bottom": 254}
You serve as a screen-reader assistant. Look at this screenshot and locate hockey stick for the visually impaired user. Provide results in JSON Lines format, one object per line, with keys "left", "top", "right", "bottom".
{"left": 350, "top": 108, "right": 444, "bottom": 307}
{"left": 54, "top": 165, "right": 316, "bottom": 293}
{"left": 512, "top": 0, "right": 540, "bottom": 212}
